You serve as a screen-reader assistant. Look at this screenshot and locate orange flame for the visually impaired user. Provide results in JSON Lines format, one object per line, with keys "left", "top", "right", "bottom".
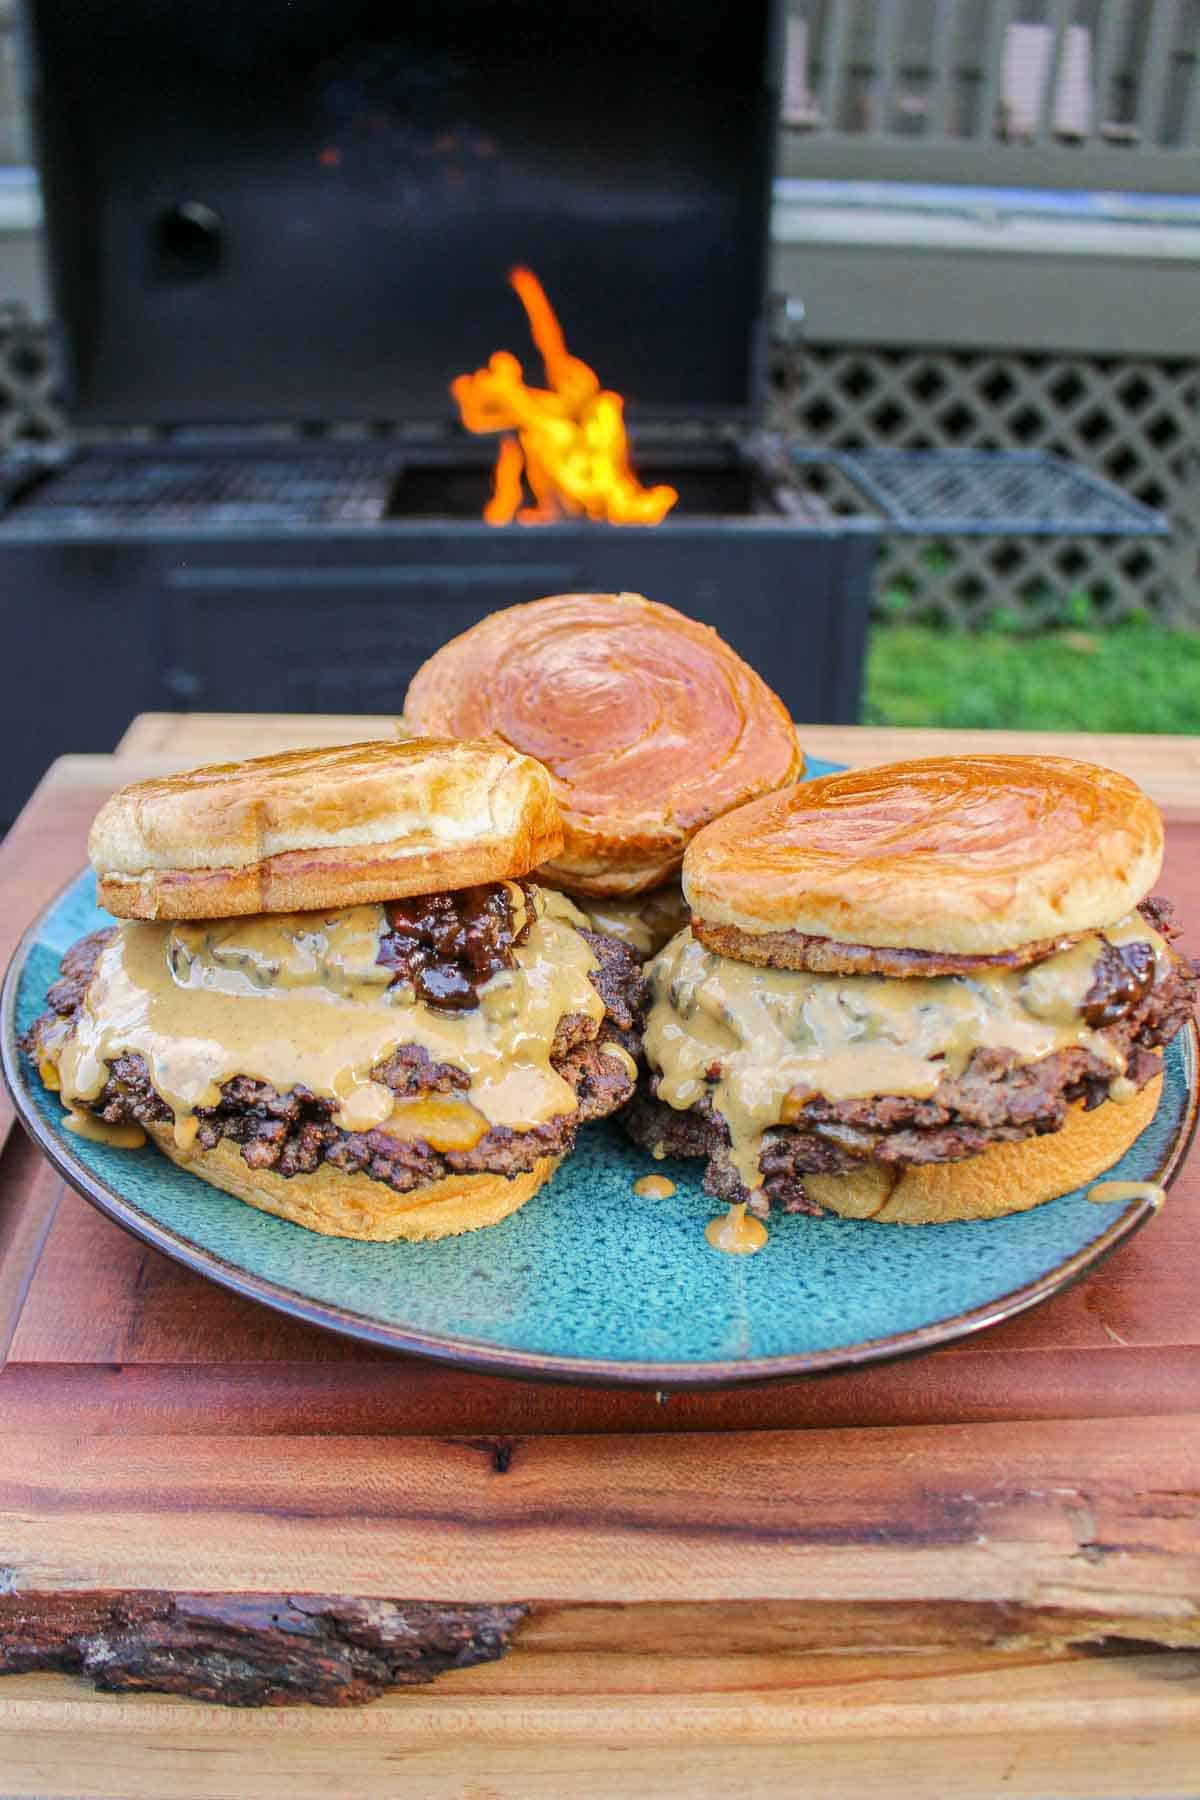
{"left": 451, "top": 267, "right": 678, "bottom": 526}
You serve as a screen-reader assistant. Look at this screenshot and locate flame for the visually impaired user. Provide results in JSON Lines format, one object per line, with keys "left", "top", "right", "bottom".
{"left": 451, "top": 267, "right": 678, "bottom": 526}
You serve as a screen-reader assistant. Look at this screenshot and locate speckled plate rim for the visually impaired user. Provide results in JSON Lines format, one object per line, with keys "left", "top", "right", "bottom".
{"left": 3, "top": 873, "right": 1197, "bottom": 1390}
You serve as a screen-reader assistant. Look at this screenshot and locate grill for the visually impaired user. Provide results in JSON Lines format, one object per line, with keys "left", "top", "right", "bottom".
{"left": 0, "top": 0, "right": 1169, "bottom": 825}
{"left": 0, "top": 0, "right": 887, "bottom": 824}
{"left": 13, "top": 451, "right": 407, "bottom": 527}
{"left": 792, "top": 447, "right": 1171, "bottom": 537}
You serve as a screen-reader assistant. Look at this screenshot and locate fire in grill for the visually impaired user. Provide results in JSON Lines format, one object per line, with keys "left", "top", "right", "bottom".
{"left": 451, "top": 267, "right": 678, "bottom": 527}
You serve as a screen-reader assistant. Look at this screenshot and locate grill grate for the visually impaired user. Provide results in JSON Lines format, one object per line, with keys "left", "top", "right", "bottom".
{"left": 770, "top": 342, "right": 1197, "bottom": 627}
{"left": 793, "top": 447, "right": 1170, "bottom": 537}
{"left": 14, "top": 452, "right": 404, "bottom": 526}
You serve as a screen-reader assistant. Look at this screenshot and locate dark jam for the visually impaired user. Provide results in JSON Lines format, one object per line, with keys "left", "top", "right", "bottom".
{"left": 378, "top": 882, "right": 535, "bottom": 1011}
{"left": 1082, "top": 938, "right": 1157, "bottom": 1028}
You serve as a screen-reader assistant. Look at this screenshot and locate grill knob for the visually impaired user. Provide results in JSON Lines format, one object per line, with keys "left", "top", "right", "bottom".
{"left": 154, "top": 202, "right": 223, "bottom": 278}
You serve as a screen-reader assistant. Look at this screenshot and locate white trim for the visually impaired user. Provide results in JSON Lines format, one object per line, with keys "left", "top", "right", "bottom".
{"left": 0, "top": 169, "right": 40, "bottom": 232}
{"left": 773, "top": 199, "right": 1200, "bottom": 262}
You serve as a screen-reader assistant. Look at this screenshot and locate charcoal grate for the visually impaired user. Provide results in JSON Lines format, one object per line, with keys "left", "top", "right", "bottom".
{"left": 790, "top": 448, "right": 1170, "bottom": 539}
{"left": 13, "top": 452, "right": 404, "bottom": 526}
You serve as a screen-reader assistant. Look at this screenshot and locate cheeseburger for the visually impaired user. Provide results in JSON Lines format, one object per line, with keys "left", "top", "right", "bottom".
{"left": 25, "top": 739, "right": 645, "bottom": 1241}
{"left": 404, "top": 592, "right": 805, "bottom": 958}
{"left": 629, "top": 756, "right": 1196, "bottom": 1232}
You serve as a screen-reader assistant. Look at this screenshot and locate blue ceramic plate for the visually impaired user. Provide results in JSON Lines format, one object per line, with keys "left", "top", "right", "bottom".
{"left": 4, "top": 763, "right": 1196, "bottom": 1387}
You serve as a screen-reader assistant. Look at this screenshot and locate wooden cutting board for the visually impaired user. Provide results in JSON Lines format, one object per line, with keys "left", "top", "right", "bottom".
{"left": 2, "top": 716, "right": 1199, "bottom": 1799}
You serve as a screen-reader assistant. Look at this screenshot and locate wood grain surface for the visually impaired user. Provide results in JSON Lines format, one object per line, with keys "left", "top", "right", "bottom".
{"left": 2, "top": 713, "right": 1199, "bottom": 1792}
{"left": 4, "top": 1415, "right": 1199, "bottom": 1610}
{"left": 2, "top": 1653, "right": 1197, "bottom": 1800}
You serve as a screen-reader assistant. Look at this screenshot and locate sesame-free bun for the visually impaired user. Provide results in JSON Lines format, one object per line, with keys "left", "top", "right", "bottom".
{"left": 404, "top": 593, "right": 804, "bottom": 898}
{"left": 805, "top": 1072, "right": 1161, "bottom": 1224}
{"left": 90, "top": 738, "right": 564, "bottom": 920}
{"left": 146, "top": 1122, "right": 560, "bottom": 1241}
{"left": 685, "top": 755, "right": 1163, "bottom": 957}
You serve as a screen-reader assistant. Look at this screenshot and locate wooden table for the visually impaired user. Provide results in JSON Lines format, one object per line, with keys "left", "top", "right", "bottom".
{"left": 2, "top": 715, "right": 1199, "bottom": 1800}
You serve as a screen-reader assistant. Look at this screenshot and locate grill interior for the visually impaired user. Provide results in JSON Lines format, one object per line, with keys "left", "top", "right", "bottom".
{"left": 5, "top": 443, "right": 788, "bottom": 525}
{"left": 387, "top": 451, "right": 768, "bottom": 520}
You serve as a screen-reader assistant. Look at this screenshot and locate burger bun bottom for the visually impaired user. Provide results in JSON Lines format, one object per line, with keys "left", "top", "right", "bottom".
{"left": 146, "top": 1123, "right": 560, "bottom": 1242}
{"left": 806, "top": 1075, "right": 1162, "bottom": 1224}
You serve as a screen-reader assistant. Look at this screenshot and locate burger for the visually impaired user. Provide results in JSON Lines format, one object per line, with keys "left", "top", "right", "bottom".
{"left": 403, "top": 591, "right": 805, "bottom": 958}
{"left": 25, "top": 738, "right": 645, "bottom": 1241}
{"left": 628, "top": 756, "right": 1197, "bottom": 1230}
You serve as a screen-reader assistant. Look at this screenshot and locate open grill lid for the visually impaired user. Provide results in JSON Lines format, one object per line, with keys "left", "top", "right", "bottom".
{"left": 27, "top": 0, "right": 779, "bottom": 430}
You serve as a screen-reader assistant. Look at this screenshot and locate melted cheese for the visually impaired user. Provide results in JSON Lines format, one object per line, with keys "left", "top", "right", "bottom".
{"left": 1087, "top": 1179, "right": 1166, "bottom": 1209}
{"left": 645, "top": 915, "right": 1166, "bottom": 1193}
{"left": 633, "top": 1174, "right": 676, "bottom": 1199}
{"left": 705, "top": 1202, "right": 768, "bottom": 1255}
{"left": 64, "top": 1109, "right": 146, "bottom": 1149}
{"left": 54, "top": 898, "right": 604, "bottom": 1146}
{"left": 599, "top": 1041, "right": 639, "bottom": 1083}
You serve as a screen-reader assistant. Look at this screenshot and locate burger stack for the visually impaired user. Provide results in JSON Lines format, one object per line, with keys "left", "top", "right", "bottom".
{"left": 404, "top": 590, "right": 804, "bottom": 957}
{"left": 26, "top": 737, "right": 645, "bottom": 1240}
{"left": 23, "top": 594, "right": 1198, "bottom": 1248}
{"left": 631, "top": 755, "right": 1197, "bottom": 1228}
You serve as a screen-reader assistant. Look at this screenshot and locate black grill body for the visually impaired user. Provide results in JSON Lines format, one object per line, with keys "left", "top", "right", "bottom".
{"left": 0, "top": 0, "right": 879, "bottom": 822}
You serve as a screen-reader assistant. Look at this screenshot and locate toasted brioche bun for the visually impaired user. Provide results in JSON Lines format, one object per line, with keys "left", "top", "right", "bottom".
{"left": 90, "top": 738, "right": 563, "bottom": 920}
{"left": 806, "top": 1074, "right": 1161, "bottom": 1224}
{"left": 404, "top": 593, "right": 804, "bottom": 898}
{"left": 146, "top": 1122, "right": 559, "bottom": 1241}
{"left": 684, "top": 755, "right": 1162, "bottom": 956}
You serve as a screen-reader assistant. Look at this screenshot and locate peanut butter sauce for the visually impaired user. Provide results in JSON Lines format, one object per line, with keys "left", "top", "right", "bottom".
{"left": 1086, "top": 1179, "right": 1167, "bottom": 1209}
{"left": 646, "top": 916, "right": 1166, "bottom": 1194}
{"left": 705, "top": 1202, "right": 768, "bottom": 1255}
{"left": 173, "top": 1114, "right": 200, "bottom": 1151}
{"left": 633, "top": 1174, "right": 676, "bottom": 1199}
{"left": 54, "top": 897, "right": 603, "bottom": 1147}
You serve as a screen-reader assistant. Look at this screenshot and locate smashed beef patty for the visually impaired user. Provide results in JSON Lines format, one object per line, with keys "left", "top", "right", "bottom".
{"left": 691, "top": 896, "right": 1182, "bottom": 980}
{"left": 26, "top": 912, "right": 647, "bottom": 1195}
{"left": 627, "top": 898, "right": 1197, "bottom": 1218}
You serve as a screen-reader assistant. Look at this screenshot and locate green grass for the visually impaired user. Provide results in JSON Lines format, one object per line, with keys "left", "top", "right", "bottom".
{"left": 864, "top": 621, "right": 1200, "bottom": 734}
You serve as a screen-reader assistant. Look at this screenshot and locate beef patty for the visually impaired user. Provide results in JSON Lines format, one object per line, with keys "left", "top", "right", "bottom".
{"left": 26, "top": 900, "right": 647, "bottom": 1196}
{"left": 627, "top": 898, "right": 1197, "bottom": 1217}
{"left": 692, "top": 898, "right": 1182, "bottom": 979}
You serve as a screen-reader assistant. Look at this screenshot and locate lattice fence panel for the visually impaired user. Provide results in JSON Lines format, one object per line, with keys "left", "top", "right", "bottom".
{"left": 769, "top": 343, "right": 1200, "bottom": 627}
{"left": 0, "top": 309, "right": 64, "bottom": 449}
